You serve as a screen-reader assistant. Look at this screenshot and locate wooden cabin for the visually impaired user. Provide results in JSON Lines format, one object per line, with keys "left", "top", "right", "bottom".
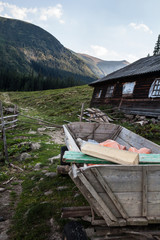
{"left": 89, "top": 55, "right": 160, "bottom": 117}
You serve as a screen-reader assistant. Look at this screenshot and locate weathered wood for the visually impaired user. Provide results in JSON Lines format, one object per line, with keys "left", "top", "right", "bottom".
{"left": 140, "top": 154, "right": 160, "bottom": 164}
{"left": 63, "top": 125, "right": 80, "bottom": 151}
{"left": 80, "top": 103, "right": 85, "bottom": 122}
{"left": 61, "top": 206, "right": 91, "bottom": 218}
{"left": 57, "top": 165, "right": 70, "bottom": 175}
{"left": 0, "top": 119, "right": 18, "bottom": 127}
{"left": 142, "top": 167, "right": 148, "bottom": 217}
{"left": 9, "top": 163, "right": 24, "bottom": 172}
{"left": 81, "top": 142, "right": 139, "bottom": 165}
{"left": 0, "top": 114, "right": 18, "bottom": 120}
{"left": 78, "top": 172, "right": 117, "bottom": 225}
{"left": 20, "top": 114, "right": 62, "bottom": 128}
{"left": 127, "top": 217, "right": 148, "bottom": 226}
{"left": 117, "top": 127, "right": 160, "bottom": 153}
{"left": 91, "top": 168, "right": 128, "bottom": 219}
{"left": 0, "top": 101, "right": 9, "bottom": 163}
{"left": 64, "top": 151, "right": 114, "bottom": 164}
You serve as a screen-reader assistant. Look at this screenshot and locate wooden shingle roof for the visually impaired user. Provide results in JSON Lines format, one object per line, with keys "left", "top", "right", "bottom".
{"left": 89, "top": 55, "right": 160, "bottom": 86}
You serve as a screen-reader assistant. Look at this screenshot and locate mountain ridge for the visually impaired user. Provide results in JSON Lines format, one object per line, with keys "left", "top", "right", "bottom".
{"left": 76, "top": 53, "right": 130, "bottom": 77}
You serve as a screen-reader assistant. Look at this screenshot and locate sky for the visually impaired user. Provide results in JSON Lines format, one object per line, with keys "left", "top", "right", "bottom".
{"left": 0, "top": 0, "right": 159, "bottom": 63}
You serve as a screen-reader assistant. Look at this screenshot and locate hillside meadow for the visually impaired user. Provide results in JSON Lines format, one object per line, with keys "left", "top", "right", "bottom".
{"left": 0, "top": 85, "right": 160, "bottom": 240}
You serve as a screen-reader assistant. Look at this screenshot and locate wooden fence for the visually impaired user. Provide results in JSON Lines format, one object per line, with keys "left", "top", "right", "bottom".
{"left": 0, "top": 101, "right": 18, "bottom": 163}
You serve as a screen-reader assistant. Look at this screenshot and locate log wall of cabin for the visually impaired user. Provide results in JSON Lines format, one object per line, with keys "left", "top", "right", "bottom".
{"left": 90, "top": 73, "right": 160, "bottom": 117}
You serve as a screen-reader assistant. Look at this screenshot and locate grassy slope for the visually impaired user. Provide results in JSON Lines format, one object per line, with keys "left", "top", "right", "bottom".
{"left": 0, "top": 85, "right": 93, "bottom": 240}
{"left": 0, "top": 85, "right": 160, "bottom": 240}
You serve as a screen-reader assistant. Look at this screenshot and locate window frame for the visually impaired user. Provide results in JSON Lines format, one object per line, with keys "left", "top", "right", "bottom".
{"left": 95, "top": 89, "right": 102, "bottom": 98}
{"left": 148, "top": 78, "right": 160, "bottom": 98}
{"left": 122, "top": 81, "right": 136, "bottom": 97}
{"left": 105, "top": 85, "right": 115, "bottom": 98}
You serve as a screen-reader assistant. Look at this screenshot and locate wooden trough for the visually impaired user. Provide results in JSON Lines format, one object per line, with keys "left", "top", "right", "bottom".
{"left": 61, "top": 122, "right": 160, "bottom": 239}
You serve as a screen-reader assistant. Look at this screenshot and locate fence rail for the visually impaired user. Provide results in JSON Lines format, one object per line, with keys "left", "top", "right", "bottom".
{"left": 0, "top": 101, "right": 18, "bottom": 163}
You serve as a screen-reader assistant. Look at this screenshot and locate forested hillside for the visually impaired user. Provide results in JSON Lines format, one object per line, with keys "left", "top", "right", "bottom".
{"left": 0, "top": 17, "right": 96, "bottom": 91}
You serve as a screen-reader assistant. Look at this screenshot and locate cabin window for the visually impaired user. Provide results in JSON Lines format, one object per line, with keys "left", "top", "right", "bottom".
{"left": 105, "top": 85, "right": 115, "bottom": 98}
{"left": 95, "top": 89, "right": 102, "bottom": 98}
{"left": 148, "top": 79, "right": 160, "bottom": 98}
{"left": 122, "top": 82, "right": 136, "bottom": 96}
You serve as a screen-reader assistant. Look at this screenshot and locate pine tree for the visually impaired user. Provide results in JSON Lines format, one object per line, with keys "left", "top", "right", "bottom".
{"left": 153, "top": 34, "right": 160, "bottom": 55}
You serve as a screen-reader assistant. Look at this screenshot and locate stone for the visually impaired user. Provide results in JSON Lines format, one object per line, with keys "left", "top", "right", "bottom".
{"left": 28, "top": 130, "right": 37, "bottom": 134}
{"left": 57, "top": 186, "right": 68, "bottom": 191}
{"left": 150, "top": 118, "right": 156, "bottom": 124}
{"left": 34, "top": 163, "right": 42, "bottom": 170}
{"left": 45, "top": 172, "right": 57, "bottom": 178}
{"left": 19, "top": 153, "right": 31, "bottom": 161}
{"left": 31, "top": 143, "right": 41, "bottom": 150}
{"left": 0, "top": 188, "right": 5, "bottom": 192}
{"left": 124, "top": 114, "right": 134, "bottom": 120}
{"left": 44, "top": 190, "right": 53, "bottom": 196}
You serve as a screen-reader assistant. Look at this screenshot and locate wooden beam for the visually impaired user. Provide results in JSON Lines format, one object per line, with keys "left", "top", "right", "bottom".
{"left": 78, "top": 172, "right": 117, "bottom": 225}
{"left": 63, "top": 125, "right": 80, "bottom": 152}
{"left": 91, "top": 168, "right": 128, "bottom": 219}
{"left": 81, "top": 142, "right": 139, "bottom": 165}
{"left": 142, "top": 167, "right": 148, "bottom": 217}
{"left": 61, "top": 206, "right": 91, "bottom": 218}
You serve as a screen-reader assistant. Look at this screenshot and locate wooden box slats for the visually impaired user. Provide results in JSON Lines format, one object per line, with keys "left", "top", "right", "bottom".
{"left": 69, "top": 164, "right": 160, "bottom": 227}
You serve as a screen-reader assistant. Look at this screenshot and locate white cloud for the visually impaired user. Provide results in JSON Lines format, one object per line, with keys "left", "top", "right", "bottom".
{"left": 83, "top": 45, "right": 139, "bottom": 63}
{"left": 90, "top": 45, "right": 108, "bottom": 58}
{"left": 129, "top": 22, "right": 152, "bottom": 34}
{"left": 39, "top": 4, "right": 63, "bottom": 22}
{"left": 0, "top": 2, "right": 64, "bottom": 23}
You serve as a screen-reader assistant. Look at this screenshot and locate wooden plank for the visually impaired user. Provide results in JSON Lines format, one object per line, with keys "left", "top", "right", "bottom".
{"left": 127, "top": 217, "right": 148, "bottom": 226}
{"left": 147, "top": 217, "right": 160, "bottom": 224}
{"left": 0, "top": 119, "right": 18, "bottom": 127}
{"left": 118, "top": 127, "right": 160, "bottom": 153}
{"left": 78, "top": 172, "right": 117, "bottom": 225}
{"left": 142, "top": 167, "right": 148, "bottom": 217}
{"left": 140, "top": 154, "right": 160, "bottom": 164}
{"left": 63, "top": 125, "right": 80, "bottom": 152}
{"left": 64, "top": 151, "right": 114, "bottom": 164}
{"left": 0, "top": 114, "right": 18, "bottom": 120}
{"left": 91, "top": 168, "right": 128, "bottom": 219}
{"left": 81, "top": 142, "right": 139, "bottom": 165}
{"left": 61, "top": 206, "right": 91, "bottom": 218}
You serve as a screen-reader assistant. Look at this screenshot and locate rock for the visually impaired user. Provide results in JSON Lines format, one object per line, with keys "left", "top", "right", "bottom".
{"left": 45, "top": 172, "right": 57, "bottom": 178}
{"left": 57, "top": 186, "right": 68, "bottom": 191}
{"left": 0, "top": 188, "right": 5, "bottom": 192}
{"left": 28, "top": 130, "right": 36, "bottom": 134}
{"left": 31, "top": 143, "right": 41, "bottom": 150}
{"left": 150, "top": 118, "right": 156, "bottom": 124}
{"left": 34, "top": 162, "right": 42, "bottom": 170}
{"left": 48, "top": 154, "right": 60, "bottom": 164}
{"left": 37, "top": 127, "right": 46, "bottom": 132}
{"left": 74, "top": 193, "right": 80, "bottom": 198}
{"left": 44, "top": 190, "right": 53, "bottom": 196}
{"left": 41, "top": 170, "right": 48, "bottom": 173}
{"left": 48, "top": 154, "right": 60, "bottom": 161}
{"left": 124, "top": 114, "right": 134, "bottom": 120}
{"left": 19, "top": 153, "right": 31, "bottom": 161}
{"left": 135, "top": 120, "right": 148, "bottom": 126}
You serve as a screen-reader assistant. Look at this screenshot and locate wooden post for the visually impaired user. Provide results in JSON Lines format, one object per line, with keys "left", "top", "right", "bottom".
{"left": 0, "top": 101, "right": 9, "bottom": 163}
{"left": 80, "top": 103, "right": 84, "bottom": 122}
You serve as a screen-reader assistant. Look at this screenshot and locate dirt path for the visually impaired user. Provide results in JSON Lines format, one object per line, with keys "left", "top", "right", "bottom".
{"left": 0, "top": 181, "right": 22, "bottom": 240}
